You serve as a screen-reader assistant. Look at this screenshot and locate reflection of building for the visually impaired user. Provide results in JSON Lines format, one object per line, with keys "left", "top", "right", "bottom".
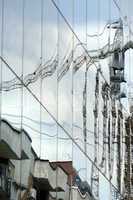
{"left": 109, "top": 19, "right": 126, "bottom": 99}
{"left": 0, "top": 158, "right": 14, "bottom": 199}
{"left": 0, "top": 119, "right": 38, "bottom": 199}
{"left": 34, "top": 160, "right": 67, "bottom": 200}
{"left": 129, "top": 93, "right": 133, "bottom": 115}
{"left": 0, "top": 119, "right": 37, "bottom": 199}
{"left": 34, "top": 160, "right": 94, "bottom": 200}
{"left": 0, "top": 119, "right": 32, "bottom": 160}
{"left": 0, "top": 119, "right": 94, "bottom": 200}
{"left": 124, "top": 116, "right": 133, "bottom": 200}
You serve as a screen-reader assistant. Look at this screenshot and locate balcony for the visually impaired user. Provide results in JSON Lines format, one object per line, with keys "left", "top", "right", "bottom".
{"left": 0, "top": 119, "right": 32, "bottom": 160}
{"left": 34, "top": 160, "right": 67, "bottom": 192}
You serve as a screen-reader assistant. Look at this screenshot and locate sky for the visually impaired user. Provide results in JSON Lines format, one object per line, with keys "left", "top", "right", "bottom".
{"left": 0, "top": 0, "right": 133, "bottom": 199}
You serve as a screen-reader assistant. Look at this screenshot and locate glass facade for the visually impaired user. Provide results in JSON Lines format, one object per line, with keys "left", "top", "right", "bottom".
{"left": 0, "top": 0, "right": 132, "bottom": 199}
